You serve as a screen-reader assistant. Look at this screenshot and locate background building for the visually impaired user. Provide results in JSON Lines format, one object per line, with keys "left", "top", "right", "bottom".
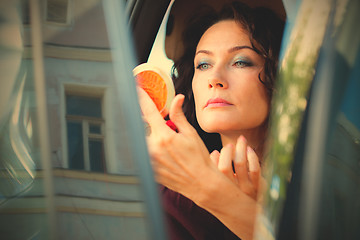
{"left": 0, "top": 0, "right": 159, "bottom": 239}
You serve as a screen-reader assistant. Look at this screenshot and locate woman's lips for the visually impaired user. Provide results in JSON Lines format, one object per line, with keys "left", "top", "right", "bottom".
{"left": 205, "top": 98, "right": 232, "bottom": 108}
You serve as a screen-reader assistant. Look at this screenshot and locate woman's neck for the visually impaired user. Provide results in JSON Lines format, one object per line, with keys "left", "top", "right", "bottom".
{"left": 220, "top": 126, "right": 266, "bottom": 160}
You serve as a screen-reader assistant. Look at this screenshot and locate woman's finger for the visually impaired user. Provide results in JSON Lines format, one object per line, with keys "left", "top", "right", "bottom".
{"left": 210, "top": 150, "right": 220, "bottom": 166}
{"left": 233, "top": 135, "right": 249, "bottom": 185}
{"left": 247, "top": 146, "right": 260, "bottom": 189}
{"left": 169, "top": 94, "right": 195, "bottom": 135}
{"left": 218, "top": 144, "right": 235, "bottom": 180}
{"left": 137, "top": 87, "right": 168, "bottom": 133}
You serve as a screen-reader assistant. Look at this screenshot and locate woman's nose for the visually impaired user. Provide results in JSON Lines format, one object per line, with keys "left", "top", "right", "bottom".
{"left": 208, "top": 70, "right": 228, "bottom": 89}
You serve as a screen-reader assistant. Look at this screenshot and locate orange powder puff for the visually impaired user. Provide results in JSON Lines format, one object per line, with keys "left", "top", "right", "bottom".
{"left": 133, "top": 63, "right": 175, "bottom": 117}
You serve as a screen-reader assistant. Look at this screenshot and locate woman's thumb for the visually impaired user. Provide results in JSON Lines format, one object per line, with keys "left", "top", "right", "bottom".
{"left": 169, "top": 94, "right": 191, "bottom": 133}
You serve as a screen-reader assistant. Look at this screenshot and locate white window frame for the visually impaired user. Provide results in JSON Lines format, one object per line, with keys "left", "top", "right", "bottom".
{"left": 61, "top": 83, "right": 107, "bottom": 171}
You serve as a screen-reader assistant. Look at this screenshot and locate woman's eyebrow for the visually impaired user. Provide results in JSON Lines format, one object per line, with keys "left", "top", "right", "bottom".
{"left": 230, "top": 45, "right": 264, "bottom": 57}
{"left": 228, "top": 45, "right": 257, "bottom": 53}
{"left": 195, "top": 50, "right": 213, "bottom": 56}
{"left": 195, "top": 46, "right": 259, "bottom": 56}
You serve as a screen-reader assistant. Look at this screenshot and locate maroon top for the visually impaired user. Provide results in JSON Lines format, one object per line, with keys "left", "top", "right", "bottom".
{"left": 161, "top": 185, "right": 241, "bottom": 240}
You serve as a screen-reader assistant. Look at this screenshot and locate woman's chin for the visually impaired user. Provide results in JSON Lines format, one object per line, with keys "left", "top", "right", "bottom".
{"left": 200, "top": 122, "right": 233, "bottom": 134}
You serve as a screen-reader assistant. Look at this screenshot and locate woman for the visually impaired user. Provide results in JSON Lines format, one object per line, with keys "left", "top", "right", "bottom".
{"left": 138, "top": 2, "right": 284, "bottom": 239}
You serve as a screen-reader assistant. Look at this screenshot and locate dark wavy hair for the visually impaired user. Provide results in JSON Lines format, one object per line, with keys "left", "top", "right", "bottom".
{"left": 171, "top": 1, "right": 284, "bottom": 152}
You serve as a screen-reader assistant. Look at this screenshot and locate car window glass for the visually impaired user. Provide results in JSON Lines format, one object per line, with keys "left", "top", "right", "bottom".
{"left": 0, "top": 1, "right": 166, "bottom": 239}
{"left": 255, "top": 0, "right": 360, "bottom": 239}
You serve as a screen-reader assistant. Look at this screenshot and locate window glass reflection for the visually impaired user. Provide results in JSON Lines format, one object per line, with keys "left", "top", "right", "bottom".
{"left": 1, "top": 0, "right": 158, "bottom": 239}
{"left": 67, "top": 121, "right": 84, "bottom": 170}
{"left": 89, "top": 139, "right": 106, "bottom": 172}
{"left": 66, "top": 95, "right": 102, "bottom": 118}
{"left": 46, "top": 0, "right": 69, "bottom": 24}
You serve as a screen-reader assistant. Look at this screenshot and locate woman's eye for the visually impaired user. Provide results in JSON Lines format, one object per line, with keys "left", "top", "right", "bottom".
{"left": 196, "top": 63, "right": 211, "bottom": 70}
{"left": 233, "top": 60, "right": 252, "bottom": 68}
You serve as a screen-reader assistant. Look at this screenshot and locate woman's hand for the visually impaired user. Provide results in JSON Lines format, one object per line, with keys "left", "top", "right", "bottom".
{"left": 137, "top": 88, "right": 216, "bottom": 202}
{"left": 210, "top": 136, "right": 262, "bottom": 200}
{"left": 138, "top": 88, "right": 261, "bottom": 240}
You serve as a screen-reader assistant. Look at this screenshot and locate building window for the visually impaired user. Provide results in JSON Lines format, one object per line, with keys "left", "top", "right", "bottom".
{"left": 66, "top": 94, "right": 106, "bottom": 172}
{"left": 21, "top": 0, "right": 31, "bottom": 25}
{"left": 46, "top": 0, "right": 69, "bottom": 24}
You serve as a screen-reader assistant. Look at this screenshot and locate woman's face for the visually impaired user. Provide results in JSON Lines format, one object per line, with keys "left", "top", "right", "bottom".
{"left": 192, "top": 20, "right": 269, "bottom": 136}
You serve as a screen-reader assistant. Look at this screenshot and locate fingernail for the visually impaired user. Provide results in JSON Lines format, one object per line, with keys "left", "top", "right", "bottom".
{"left": 144, "top": 121, "right": 151, "bottom": 136}
{"left": 247, "top": 146, "right": 257, "bottom": 172}
{"left": 211, "top": 150, "right": 220, "bottom": 155}
{"left": 238, "top": 135, "right": 247, "bottom": 143}
{"left": 223, "top": 143, "right": 233, "bottom": 152}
